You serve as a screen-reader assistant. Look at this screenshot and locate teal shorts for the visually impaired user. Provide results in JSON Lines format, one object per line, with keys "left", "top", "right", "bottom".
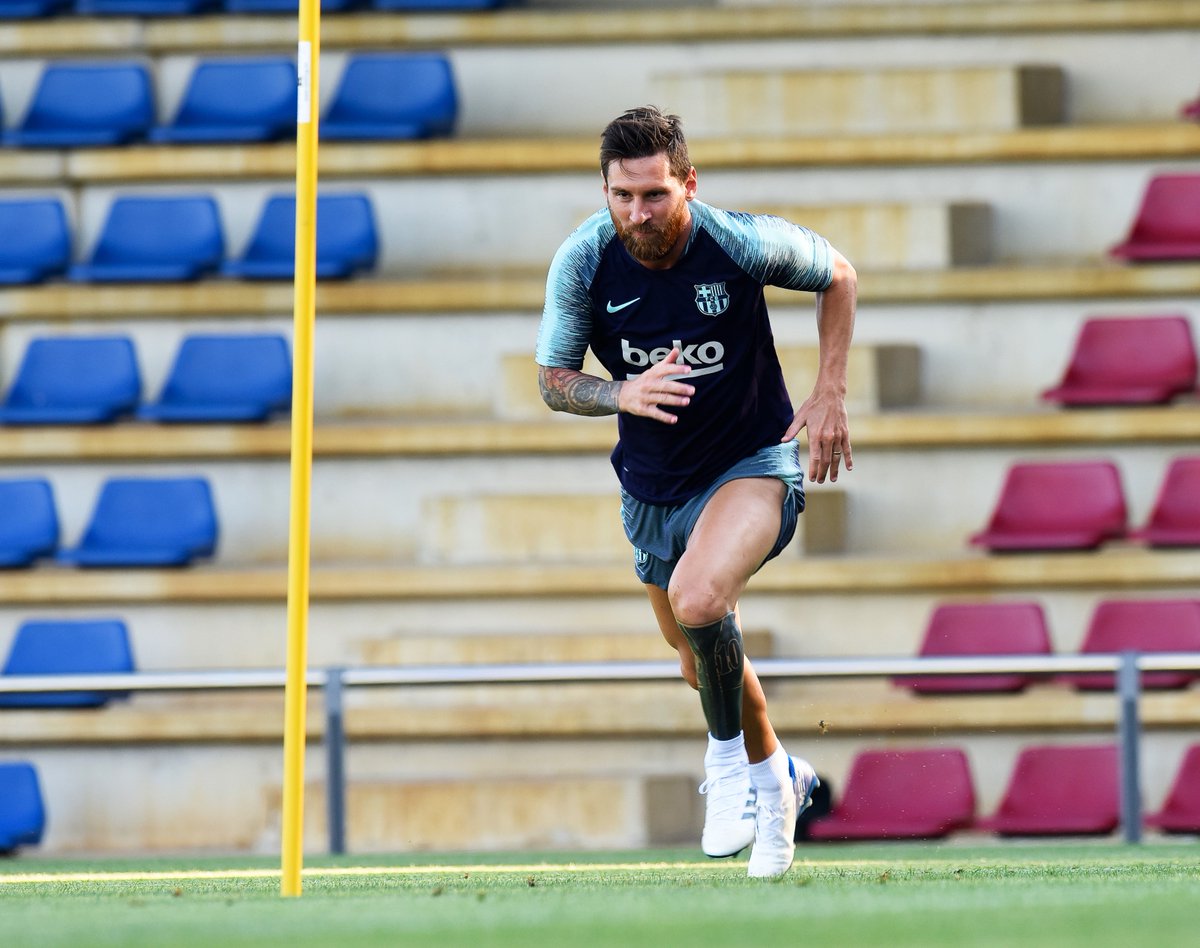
{"left": 619, "top": 441, "right": 806, "bottom": 591}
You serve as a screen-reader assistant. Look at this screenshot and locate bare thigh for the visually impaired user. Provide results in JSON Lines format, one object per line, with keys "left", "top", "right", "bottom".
{"left": 644, "top": 475, "right": 785, "bottom": 683}
{"left": 668, "top": 477, "right": 786, "bottom": 628}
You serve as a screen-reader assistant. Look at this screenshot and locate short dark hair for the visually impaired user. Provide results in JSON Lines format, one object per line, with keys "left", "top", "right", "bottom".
{"left": 599, "top": 106, "right": 691, "bottom": 182}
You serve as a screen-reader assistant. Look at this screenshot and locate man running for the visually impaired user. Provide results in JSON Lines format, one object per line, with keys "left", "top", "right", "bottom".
{"left": 536, "top": 105, "right": 857, "bottom": 878}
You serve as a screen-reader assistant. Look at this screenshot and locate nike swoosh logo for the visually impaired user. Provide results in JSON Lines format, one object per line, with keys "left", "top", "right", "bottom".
{"left": 606, "top": 298, "right": 641, "bottom": 313}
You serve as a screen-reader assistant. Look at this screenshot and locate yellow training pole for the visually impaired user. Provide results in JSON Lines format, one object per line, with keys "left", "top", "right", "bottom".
{"left": 281, "top": 0, "right": 320, "bottom": 899}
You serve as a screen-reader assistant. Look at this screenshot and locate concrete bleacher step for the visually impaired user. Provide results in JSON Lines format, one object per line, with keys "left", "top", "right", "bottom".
{"left": 6, "top": 684, "right": 1200, "bottom": 748}
{"left": 653, "top": 64, "right": 1064, "bottom": 137}
{"left": 2, "top": 263, "right": 1198, "bottom": 327}
{"left": 0, "top": 151, "right": 66, "bottom": 186}
{"left": 357, "top": 628, "right": 773, "bottom": 665}
{"left": 5, "top": 1, "right": 1196, "bottom": 58}
{"left": 775, "top": 340, "right": 924, "bottom": 413}
{"left": 750, "top": 202, "right": 993, "bottom": 270}
{"left": 0, "top": 549, "right": 1197, "bottom": 607}
{"left": 1, "top": 405, "right": 1196, "bottom": 465}
{"left": 25, "top": 122, "right": 1195, "bottom": 188}
{"left": 284, "top": 774, "right": 702, "bottom": 853}
{"left": 568, "top": 201, "right": 992, "bottom": 270}
{"left": 500, "top": 344, "right": 921, "bottom": 420}
{"left": 420, "top": 490, "right": 846, "bottom": 564}
{"left": 213, "top": 686, "right": 1200, "bottom": 740}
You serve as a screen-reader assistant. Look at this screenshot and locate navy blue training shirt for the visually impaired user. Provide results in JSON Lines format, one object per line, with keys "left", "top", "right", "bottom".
{"left": 536, "top": 199, "right": 834, "bottom": 506}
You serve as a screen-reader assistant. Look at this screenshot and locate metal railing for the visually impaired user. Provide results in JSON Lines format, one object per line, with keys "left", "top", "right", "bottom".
{"left": 5, "top": 651, "right": 1200, "bottom": 852}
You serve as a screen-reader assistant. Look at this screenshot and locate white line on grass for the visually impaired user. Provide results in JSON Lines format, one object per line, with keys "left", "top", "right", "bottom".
{"left": 0, "top": 861, "right": 751, "bottom": 886}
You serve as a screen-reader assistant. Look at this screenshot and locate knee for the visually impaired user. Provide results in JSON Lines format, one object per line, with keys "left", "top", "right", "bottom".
{"left": 668, "top": 581, "right": 729, "bottom": 629}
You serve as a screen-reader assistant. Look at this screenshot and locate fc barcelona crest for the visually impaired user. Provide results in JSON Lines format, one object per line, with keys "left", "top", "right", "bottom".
{"left": 694, "top": 282, "right": 730, "bottom": 317}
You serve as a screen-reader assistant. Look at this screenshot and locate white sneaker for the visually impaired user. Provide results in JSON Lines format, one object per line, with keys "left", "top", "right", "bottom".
{"left": 747, "top": 756, "right": 819, "bottom": 879}
{"left": 699, "top": 762, "right": 757, "bottom": 857}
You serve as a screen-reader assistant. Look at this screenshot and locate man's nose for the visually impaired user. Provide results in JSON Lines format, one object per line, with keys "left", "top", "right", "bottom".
{"left": 629, "top": 199, "right": 652, "bottom": 224}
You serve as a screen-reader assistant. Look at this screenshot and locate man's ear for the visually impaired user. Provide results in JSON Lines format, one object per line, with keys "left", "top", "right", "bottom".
{"left": 684, "top": 166, "right": 698, "bottom": 200}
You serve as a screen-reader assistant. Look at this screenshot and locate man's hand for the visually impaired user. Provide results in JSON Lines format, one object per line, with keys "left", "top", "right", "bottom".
{"left": 538, "top": 350, "right": 693, "bottom": 422}
{"left": 784, "top": 248, "right": 856, "bottom": 484}
{"left": 617, "top": 348, "right": 694, "bottom": 424}
{"left": 783, "top": 386, "right": 852, "bottom": 484}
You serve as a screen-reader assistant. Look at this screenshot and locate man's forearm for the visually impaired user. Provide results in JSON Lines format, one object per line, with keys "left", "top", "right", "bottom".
{"left": 539, "top": 366, "right": 624, "bottom": 416}
{"left": 813, "top": 253, "right": 857, "bottom": 394}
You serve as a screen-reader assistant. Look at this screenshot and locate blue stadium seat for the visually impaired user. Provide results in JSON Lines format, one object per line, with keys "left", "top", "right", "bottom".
{"left": 322, "top": 53, "right": 457, "bottom": 141}
{"left": 149, "top": 58, "right": 298, "bottom": 144}
{"left": 0, "top": 479, "right": 59, "bottom": 568}
{"left": 0, "top": 335, "right": 141, "bottom": 424}
{"left": 74, "top": 0, "right": 220, "bottom": 13}
{"left": 0, "top": 762, "right": 45, "bottom": 854}
{"left": 0, "top": 618, "right": 134, "bottom": 708}
{"left": 68, "top": 195, "right": 225, "bottom": 283}
{"left": 58, "top": 476, "right": 218, "bottom": 568}
{"left": 4, "top": 62, "right": 154, "bottom": 148}
{"left": 223, "top": 193, "right": 378, "bottom": 280}
{"left": 139, "top": 333, "right": 291, "bottom": 422}
{"left": 0, "top": 0, "right": 72, "bottom": 18}
{"left": 0, "top": 198, "right": 71, "bottom": 285}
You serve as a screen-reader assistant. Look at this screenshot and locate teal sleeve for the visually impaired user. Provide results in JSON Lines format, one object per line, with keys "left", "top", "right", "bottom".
{"left": 535, "top": 210, "right": 612, "bottom": 369}
{"left": 694, "top": 201, "right": 834, "bottom": 292}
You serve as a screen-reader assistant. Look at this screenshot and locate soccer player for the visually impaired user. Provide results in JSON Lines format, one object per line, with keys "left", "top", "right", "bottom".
{"left": 535, "top": 106, "right": 857, "bottom": 878}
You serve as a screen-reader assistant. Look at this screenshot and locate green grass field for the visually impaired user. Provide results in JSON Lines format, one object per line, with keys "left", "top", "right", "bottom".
{"left": 2, "top": 843, "right": 1198, "bottom": 947}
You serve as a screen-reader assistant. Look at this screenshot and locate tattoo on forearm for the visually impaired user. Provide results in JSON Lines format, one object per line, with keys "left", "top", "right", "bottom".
{"left": 539, "top": 367, "right": 622, "bottom": 416}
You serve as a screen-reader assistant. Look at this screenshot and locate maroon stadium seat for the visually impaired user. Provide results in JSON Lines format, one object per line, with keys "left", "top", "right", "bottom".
{"left": 1130, "top": 456, "right": 1200, "bottom": 548}
{"left": 806, "top": 748, "right": 976, "bottom": 840}
{"left": 969, "top": 461, "right": 1127, "bottom": 552}
{"left": 976, "top": 744, "right": 1119, "bottom": 836}
{"left": 1146, "top": 744, "right": 1200, "bottom": 834}
{"left": 1040, "top": 315, "right": 1197, "bottom": 407}
{"left": 895, "top": 601, "right": 1052, "bottom": 694}
{"left": 1063, "top": 598, "right": 1200, "bottom": 691}
{"left": 1109, "top": 174, "right": 1200, "bottom": 261}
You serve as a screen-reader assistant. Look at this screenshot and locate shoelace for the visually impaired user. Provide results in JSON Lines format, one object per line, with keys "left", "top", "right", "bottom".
{"left": 699, "top": 770, "right": 752, "bottom": 818}
{"left": 752, "top": 800, "right": 792, "bottom": 851}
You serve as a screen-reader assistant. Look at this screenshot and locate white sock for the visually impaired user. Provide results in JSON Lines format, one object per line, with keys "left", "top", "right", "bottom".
{"left": 705, "top": 732, "right": 747, "bottom": 769}
{"left": 748, "top": 744, "right": 791, "bottom": 799}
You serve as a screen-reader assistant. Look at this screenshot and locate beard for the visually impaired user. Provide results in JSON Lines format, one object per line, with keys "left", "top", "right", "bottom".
{"left": 610, "top": 199, "right": 689, "bottom": 263}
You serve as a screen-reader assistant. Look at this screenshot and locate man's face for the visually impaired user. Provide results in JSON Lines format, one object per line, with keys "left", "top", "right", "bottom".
{"left": 603, "top": 153, "right": 697, "bottom": 268}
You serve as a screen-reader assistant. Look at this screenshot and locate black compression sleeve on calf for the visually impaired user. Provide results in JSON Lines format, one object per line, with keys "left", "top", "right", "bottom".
{"left": 677, "top": 611, "right": 744, "bottom": 741}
